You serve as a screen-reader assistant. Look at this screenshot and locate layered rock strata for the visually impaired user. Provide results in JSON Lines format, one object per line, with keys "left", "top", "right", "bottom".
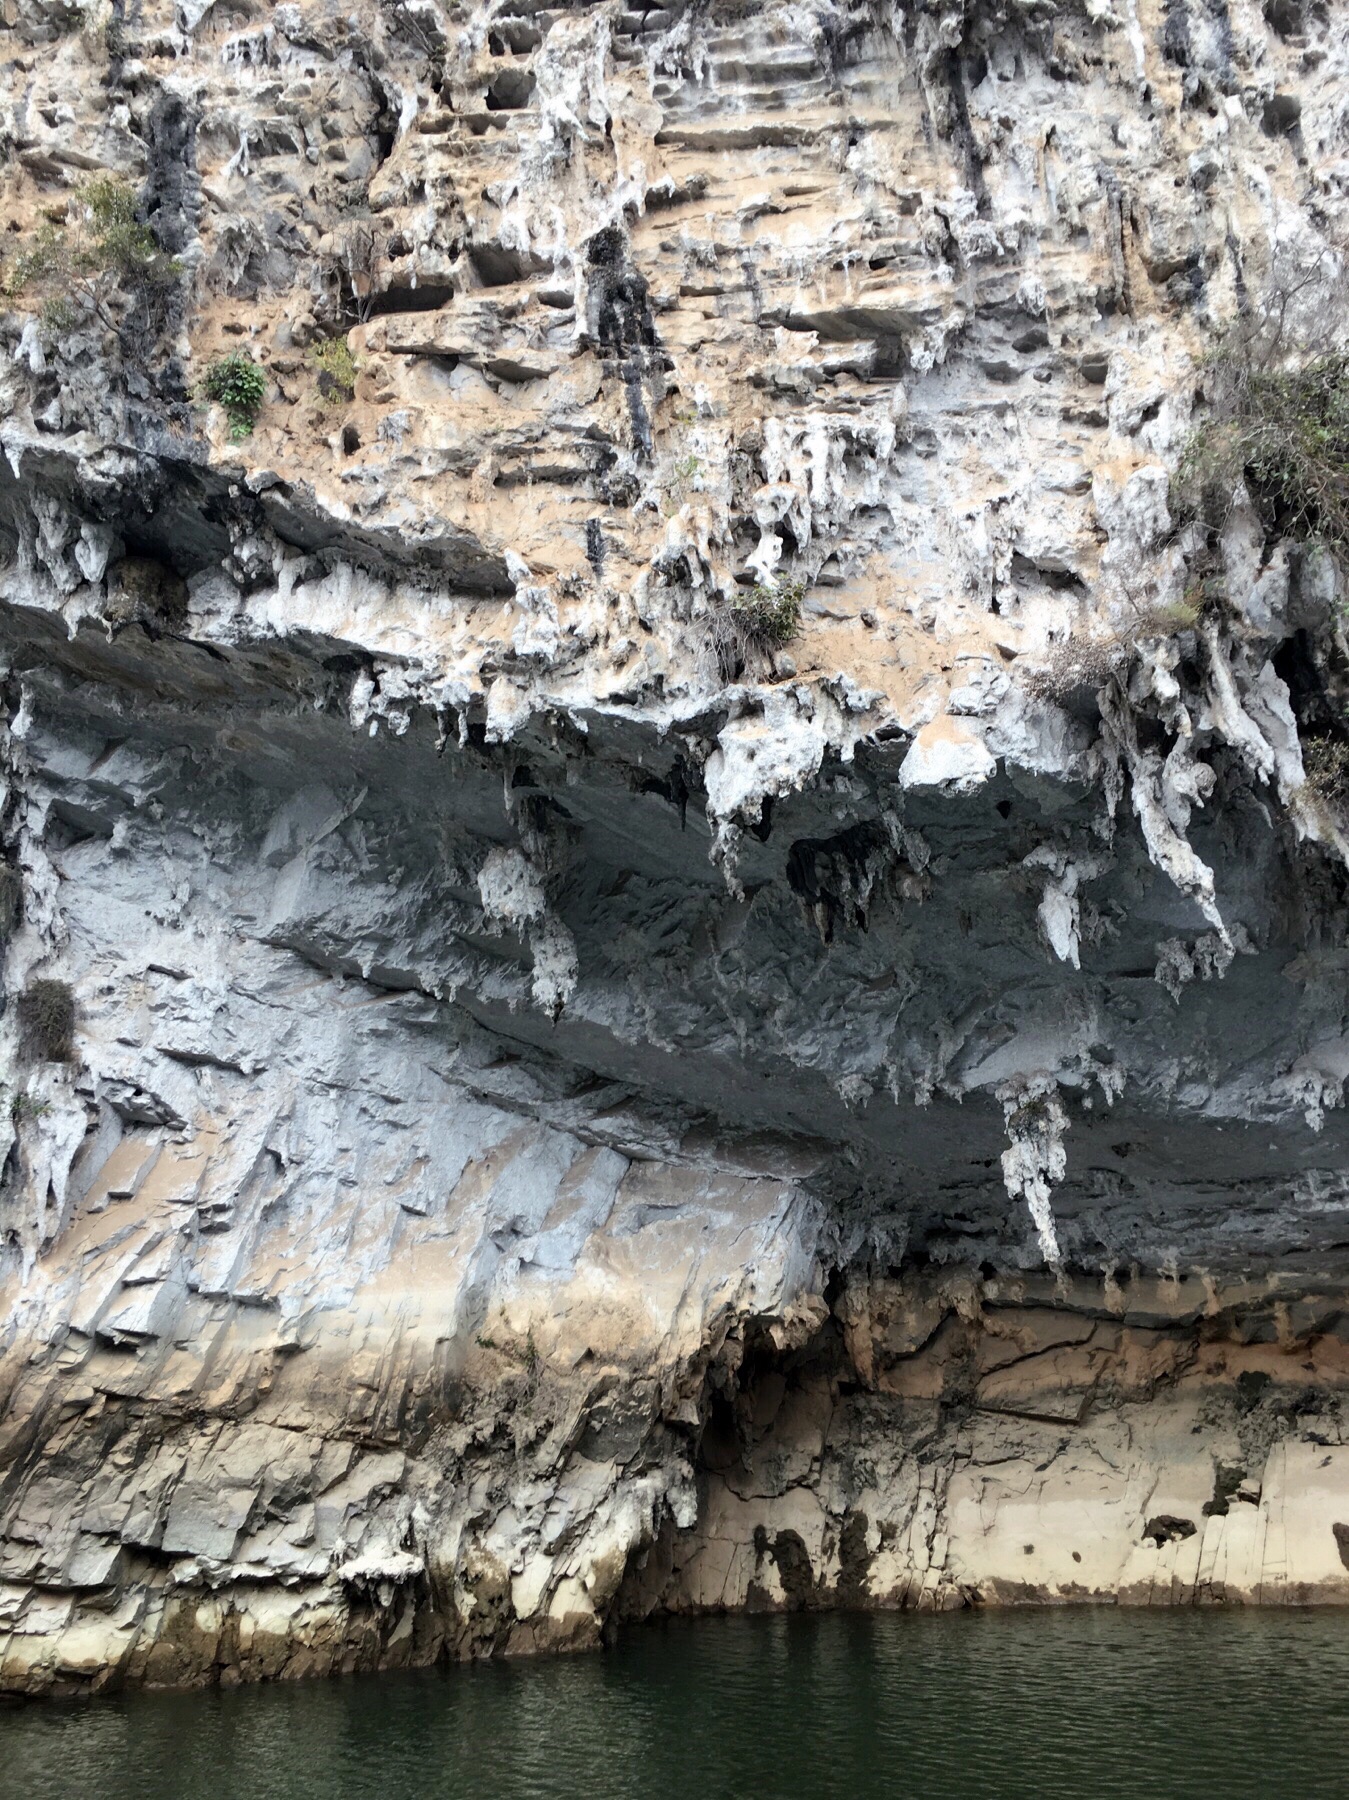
{"left": 1, "top": 0, "right": 1349, "bottom": 1695}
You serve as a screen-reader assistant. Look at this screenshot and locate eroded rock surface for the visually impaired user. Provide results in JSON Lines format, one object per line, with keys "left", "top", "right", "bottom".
{"left": 2, "top": 0, "right": 1349, "bottom": 1695}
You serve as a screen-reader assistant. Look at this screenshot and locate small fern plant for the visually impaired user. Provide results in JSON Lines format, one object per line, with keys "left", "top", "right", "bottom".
{"left": 203, "top": 350, "right": 267, "bottom": 440}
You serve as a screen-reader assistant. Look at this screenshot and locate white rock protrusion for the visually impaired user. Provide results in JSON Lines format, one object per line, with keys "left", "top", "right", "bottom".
{"left": 478, "top": 847, "right": 577, "bottom": 1016}
{"left": 997, "top": 1077, "right": 1068, "bottom": 1267}
{"left": 898, "top": 717, "right": 997, "bottom": 796}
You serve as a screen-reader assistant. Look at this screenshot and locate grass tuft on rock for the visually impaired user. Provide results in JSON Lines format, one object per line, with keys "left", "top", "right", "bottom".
{"left": 310, "top": 335, "right": 359, "bottom": 404}
{"left": 0, "top": 864, "right": 21, "bottom": 944}
{"left": 1302, "top": 735, "right": 1349, "bottom": 808}
{"left": 1024, "top": 593, "right": 1205, "bottom": 704}
{"left": 17, "top": 978, "right": 76, "bottom": 1063}
{"left": 731, "top": 577, "right": 805, "bottom": 648}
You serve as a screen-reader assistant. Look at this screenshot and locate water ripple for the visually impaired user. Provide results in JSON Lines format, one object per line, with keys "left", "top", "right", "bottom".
{"left": 5, "top": 1609, "right": 1349, "bottom": 1800}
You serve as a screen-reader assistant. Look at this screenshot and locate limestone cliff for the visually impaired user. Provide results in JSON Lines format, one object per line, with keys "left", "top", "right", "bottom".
{"left": 2, "top": 0, "right": 1349, "bottom": 1696}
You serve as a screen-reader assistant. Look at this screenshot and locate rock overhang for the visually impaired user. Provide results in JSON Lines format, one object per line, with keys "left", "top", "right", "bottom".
{"left": 4, "top": 568, "right": 1347, "bottom": 1284}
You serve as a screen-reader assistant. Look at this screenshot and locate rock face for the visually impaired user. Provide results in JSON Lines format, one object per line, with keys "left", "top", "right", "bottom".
{"left": 2, "top": 0, "right": 1349, "bottom": 1696}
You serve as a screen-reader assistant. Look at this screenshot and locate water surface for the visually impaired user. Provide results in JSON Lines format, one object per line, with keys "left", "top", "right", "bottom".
{"left": 5, "top": 1608, "right": 1348, "bottom": 1800}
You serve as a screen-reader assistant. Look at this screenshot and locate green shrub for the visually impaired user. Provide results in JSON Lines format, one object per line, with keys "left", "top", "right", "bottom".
{"left": 2, "top": 176, "right": 178, "bottom": 329}
{"left": 731, "top": 576, "right": 805, "bottom": 647}
{"left": 17, "top": 978, "right": 76, "bottom": 1063}
{"left": 81, "top": 176, "right": 164, "bottom": 272}
{"left": 310, "top": 335, "right": 359, "bottom": 404}
{"left": 40, "top": 295, "right": 79, "bottom": 335}
{"left": 202, "top": 350, "right": 267, "bottom": 439}
{"left": 1176, "top": 300, "right": 1349, "bottom": 554}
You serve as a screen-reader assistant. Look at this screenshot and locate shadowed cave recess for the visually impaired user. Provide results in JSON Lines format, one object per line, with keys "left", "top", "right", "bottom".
{"left": 1, "top": 0, "right": 1349, "bottom": 1698}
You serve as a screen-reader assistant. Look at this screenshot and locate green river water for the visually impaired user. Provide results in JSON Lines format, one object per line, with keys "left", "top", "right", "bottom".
{"left": 3, "top": 1608, "right": 1346, "bottom": 1800}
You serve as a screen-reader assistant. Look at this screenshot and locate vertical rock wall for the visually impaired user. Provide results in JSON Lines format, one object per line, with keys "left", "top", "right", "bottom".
{"left": 0, "top": 0, "right": 1348, "bottom": 1693}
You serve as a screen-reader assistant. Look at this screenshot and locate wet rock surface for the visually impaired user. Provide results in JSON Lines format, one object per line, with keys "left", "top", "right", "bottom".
{"left": 1, "top": 0, "right": 1349, "bottom": 1695}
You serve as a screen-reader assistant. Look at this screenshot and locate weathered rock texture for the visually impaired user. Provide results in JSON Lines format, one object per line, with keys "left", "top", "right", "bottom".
{"left": 2, "top": 0, "right": 1349, "bottom": 1696}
